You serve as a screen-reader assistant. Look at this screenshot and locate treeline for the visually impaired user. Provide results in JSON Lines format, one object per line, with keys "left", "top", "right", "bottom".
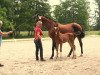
{"left": 0, "top": 0, "right": 100, "bottom": 38}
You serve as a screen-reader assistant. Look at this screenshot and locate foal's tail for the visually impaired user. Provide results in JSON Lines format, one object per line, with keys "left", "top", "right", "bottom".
{"left": 72, "top": 24, "right": 85, "bottom": 38}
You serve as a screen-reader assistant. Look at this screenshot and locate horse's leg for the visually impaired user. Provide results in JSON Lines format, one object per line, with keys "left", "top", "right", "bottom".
{"left": 50, "top": 40, "right": 55, "bottom": 59}
{"left": 55, "top": 44, "right": 59, "bottom": 59}
{"left": 60, "top": 43, "right": 62, "bottom": 59}
{"left": 67, "top": 48, "right": 73, "bottom": 57}
{"left": 77, "top": 37, "right": 83, "bottom": 56}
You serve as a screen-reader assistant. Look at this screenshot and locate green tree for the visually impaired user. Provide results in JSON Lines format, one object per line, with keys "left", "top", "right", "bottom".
{"left": 19, "top": 0, "right": 51, "bottom": 33}
{"left": 0, "top": 0, "right": 51, "bottom": 36}
{"left": 0, "top": 0, "right": 13, "bottom": 31}
{"left": 54, "top": 0, "right": 90, "bottom": 30}
{"left": 95, "top": 0, "right": 100, "bottom": 30}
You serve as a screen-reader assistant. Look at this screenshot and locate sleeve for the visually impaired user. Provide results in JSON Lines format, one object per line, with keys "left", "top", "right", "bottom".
{"left": 39, "top": 29, "right": 43, "bottom": 36}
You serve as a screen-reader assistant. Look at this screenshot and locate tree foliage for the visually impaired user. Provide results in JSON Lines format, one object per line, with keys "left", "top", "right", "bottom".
{"left": 95, "top": 0, "right": 100, "bottom": 30}
{"left": 0, "top": 0, "right": 51, "bottom": 36}
{"left": 53, "top": 0, "right": 90, "bottom": 30}
{"left": 0, "top": 0, "right": 98, "bottom": 38}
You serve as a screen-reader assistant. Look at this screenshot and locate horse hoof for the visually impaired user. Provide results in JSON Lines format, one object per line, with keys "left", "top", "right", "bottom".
{"left": 0, "top": 64, "right": 4, "bottom": 67}
{"left": 50, "top": 57, "right": 53, "bottom": 59}
{"left": 60, "top": 56, "right": 62, "bottom": 60}
{"left": 55, "top": 57, "right": 58, "bottom": 59}
{"left": 72, "top": 57, "right": 76, "bottom": 59}
{"left": 72, "top": 56, "right": 76, "bottom": 59}
{"left": 67, "top": 55, "right": 70, "bottom": 57}
{"left": 55, "top": 56, "right": 58, "bottom": 59}
{"left": 80, "top": 54, "right": 83, "bottom": 57}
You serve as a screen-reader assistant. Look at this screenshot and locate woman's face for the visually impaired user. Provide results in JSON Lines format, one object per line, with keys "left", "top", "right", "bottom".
{"left": 36, "top": 21, "right": 42, "bottom": 28}
{"left": 39, "top": 24, "right": 42, "bottom": 28}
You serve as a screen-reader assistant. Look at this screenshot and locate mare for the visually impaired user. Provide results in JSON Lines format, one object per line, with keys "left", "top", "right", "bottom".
{"left": 53, "top": 26, "right": 76, "bottom": 59}
{"left": 36, "top": 16, "right": 85, "bottom": 59}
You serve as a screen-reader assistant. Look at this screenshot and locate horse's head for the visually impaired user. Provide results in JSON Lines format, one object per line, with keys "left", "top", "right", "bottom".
{"left": 36, "top": 16, "right": 58, "bottom": 30}
{"left": 36, "top": 16, "right": 52, "bottom": 25}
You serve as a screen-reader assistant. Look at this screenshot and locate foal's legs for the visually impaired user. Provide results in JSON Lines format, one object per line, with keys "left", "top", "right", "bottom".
{"left": 67, "top": 48, "right": 73, "bottom": 57}
{"left": 72, "top": 45, "right": 76, "bottom": 59}
{"left": 55, "top": 44, "right": 59, "bottom": 59}
{"left": 67, "top": 37, "right": 76, "bottom": 57}
{"left": 77, "top": 37, "right": 83, "bottom": 56}
{"left": 69, "top": 42, "right": 76, "bottom": 59}
{"left": 60, "top": 44, "right": 62, "bottom": 58}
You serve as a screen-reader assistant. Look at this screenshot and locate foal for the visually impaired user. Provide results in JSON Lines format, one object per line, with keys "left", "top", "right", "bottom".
{"left": 54, "top": 27, "right": 76, "bottom": 59}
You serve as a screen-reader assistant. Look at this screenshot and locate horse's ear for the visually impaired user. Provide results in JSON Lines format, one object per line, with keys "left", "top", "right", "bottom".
{"left": 39, "top": 16, "right": 42, "bottom": 20}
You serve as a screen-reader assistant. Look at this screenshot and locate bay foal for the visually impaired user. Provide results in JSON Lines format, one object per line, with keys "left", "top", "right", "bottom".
{"left": 54, "top": 27, "right": 76, "bottom": 59}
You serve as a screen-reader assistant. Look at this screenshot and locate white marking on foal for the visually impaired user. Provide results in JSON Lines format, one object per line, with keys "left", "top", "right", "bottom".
{"left": 54, "top": 27, "right": 57, "bottom": 35}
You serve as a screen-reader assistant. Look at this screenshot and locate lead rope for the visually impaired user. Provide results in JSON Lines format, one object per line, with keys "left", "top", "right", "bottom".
{"left": 10, "top": 23, "right": 16, "bottom": 42}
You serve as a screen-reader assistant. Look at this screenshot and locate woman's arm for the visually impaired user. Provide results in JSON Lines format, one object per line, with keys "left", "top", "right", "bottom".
{"left": 0, "top": 31, "right": 13, "bottom": 37}
{"left": 37, "top": 32, "right": 42, "bottom": 39}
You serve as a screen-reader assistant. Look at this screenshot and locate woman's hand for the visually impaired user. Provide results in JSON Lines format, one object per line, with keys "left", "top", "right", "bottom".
{"left": 8, "top": 31, "right": 13, "bottom": 34}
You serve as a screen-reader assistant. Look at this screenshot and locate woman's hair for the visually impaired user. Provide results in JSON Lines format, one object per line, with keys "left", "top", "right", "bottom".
{"left": 36, "top": 21, "right": 42, "bottom": 25}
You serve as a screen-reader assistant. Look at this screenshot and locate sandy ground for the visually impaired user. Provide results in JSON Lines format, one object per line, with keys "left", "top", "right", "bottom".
{"left": 0, "top": 36, "right": 100, "bottom": 75}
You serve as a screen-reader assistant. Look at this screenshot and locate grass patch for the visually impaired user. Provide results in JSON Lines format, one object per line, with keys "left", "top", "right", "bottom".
{"left": 3, "top": 31, "right": 49, "bottom": 39}
{"left": 43, "top": 31, "right": 48, "bottom": 38}
{"left": 85, "top": 31, "right": 100, "bottom": 35}
{"left": 2, "top": 31, "right": 100, "bottom": 40}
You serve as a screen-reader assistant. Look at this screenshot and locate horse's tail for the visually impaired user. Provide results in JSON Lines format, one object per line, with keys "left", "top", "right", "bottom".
{"left": 72, "top": 24, "right": 85, "bottom": 38}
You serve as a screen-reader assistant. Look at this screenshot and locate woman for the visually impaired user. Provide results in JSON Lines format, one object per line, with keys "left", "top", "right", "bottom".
{"left": 34, "top": 21, "right": 45, "bottom": 61}
{"left": 0, "top": 20, "right": 13, "bottom": 67}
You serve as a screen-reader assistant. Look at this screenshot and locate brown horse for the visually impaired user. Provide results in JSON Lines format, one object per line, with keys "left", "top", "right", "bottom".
{"left": 54, "top": 26, "right": 76, "bottom": 59}
{"left": 36, "top": 16, "right": 85, "bottom": 59}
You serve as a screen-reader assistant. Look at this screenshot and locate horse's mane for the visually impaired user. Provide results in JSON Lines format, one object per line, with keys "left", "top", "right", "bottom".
{"left": 43, "top": 16, "right": 58, "bottom": 23}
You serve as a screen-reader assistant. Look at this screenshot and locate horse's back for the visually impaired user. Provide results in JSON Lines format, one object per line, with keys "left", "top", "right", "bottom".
{"left": 58, "top": 22, "right": 82, "bottom": 33}
{"left": 58, "top": 24, "right": 73, "bottom": 33}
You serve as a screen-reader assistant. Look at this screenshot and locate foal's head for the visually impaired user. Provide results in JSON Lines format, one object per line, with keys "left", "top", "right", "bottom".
{"left": 54, "top": 26, "right": 60, "bottom": 37}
